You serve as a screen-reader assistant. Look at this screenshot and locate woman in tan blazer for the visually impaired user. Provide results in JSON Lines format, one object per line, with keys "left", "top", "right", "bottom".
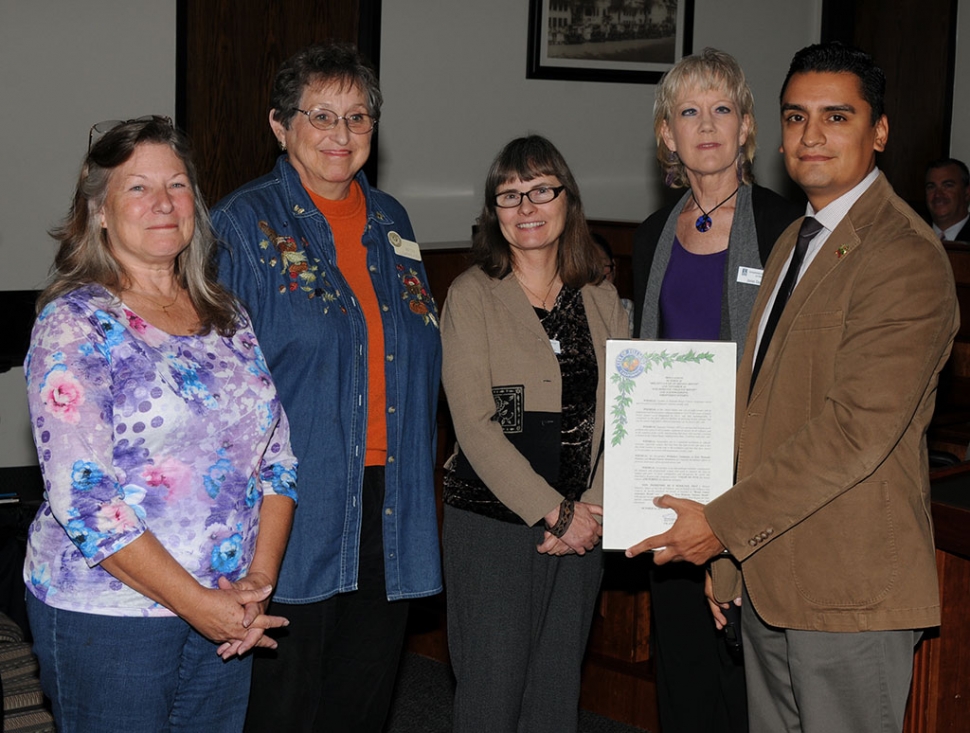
{"left": 440, "top": 135, "right": 628, "bottom": 733}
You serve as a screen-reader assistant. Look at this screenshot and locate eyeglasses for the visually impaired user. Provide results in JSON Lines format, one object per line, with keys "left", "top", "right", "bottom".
{"left": 294, "top": 108, "right": 377, "bottom": 134}
{"left": 494, "top": 185, "right": 565, "bottom": 209}
{"left": 88, "top": 115, "right": 173, "bottom": 151}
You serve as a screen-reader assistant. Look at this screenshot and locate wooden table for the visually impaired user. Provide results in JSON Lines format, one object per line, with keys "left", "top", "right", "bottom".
{"left": 906, "top": 463, "right": 970, "bottom": 732}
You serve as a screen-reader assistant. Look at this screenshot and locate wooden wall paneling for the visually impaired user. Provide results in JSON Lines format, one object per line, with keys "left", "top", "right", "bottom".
{"left": 932, "top": 549, "right": 970, "bottom": 733}
{"left": 929, "top": 247, "right": 970, "bottom": 457}
{"left": 827, "top": 0, "right": 964, "bottom": 454}
{"left": 356, "top": 0, "right": 382, "bottom": 73}
{"left": 587, "top": 554, "right": 653, "bottom": 664}
{"left": 852, "top": 0, "right": 957, "bottom": 212}
{"left": 590, "top": 219, "right": 637, "bottom": 302}
{"left": 822, "top": 0, "right": 958, "bottom": 215}
{"left": 901, "top": 493, "right": 970, "bottom": 733}
{"left": 421, "top": 248, "right": 473, "bottom": 310}
{"left": 579, "top": 654, "right": 660, "bottom": 732}
{"left": 177, "top": 0, "right": 368, "bottom": 207}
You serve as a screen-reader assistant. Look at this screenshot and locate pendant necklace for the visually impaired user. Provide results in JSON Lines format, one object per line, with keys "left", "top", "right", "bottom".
{"left": 691, "top": 187, "right": 739, "bottom": 233}
{"left": 517, "top": 273, "right": 559, "bottom": 310}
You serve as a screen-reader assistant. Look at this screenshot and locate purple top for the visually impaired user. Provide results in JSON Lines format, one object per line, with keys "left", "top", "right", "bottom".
{"left": 24, "top": 284, "right": 298, "bottom": 616}
{"left": 659, "top": 237, "right": 728, "bottom": 340}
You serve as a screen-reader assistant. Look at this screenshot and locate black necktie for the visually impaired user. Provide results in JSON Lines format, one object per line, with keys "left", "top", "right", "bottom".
{"left": 750, "top": 216, "right": 824, "bottom": 389}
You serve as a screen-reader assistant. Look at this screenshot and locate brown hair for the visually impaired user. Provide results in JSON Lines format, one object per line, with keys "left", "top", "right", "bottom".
{"left": 472, "top": 135, "right": 601, "bottom": 288}
{"left": 41, "top": 116, "right": 240, "bottom": 336}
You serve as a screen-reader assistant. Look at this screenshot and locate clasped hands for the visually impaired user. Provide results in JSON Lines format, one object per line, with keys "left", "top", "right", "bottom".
{"left": 190, "top": 573, "right": 289, "bottom": 661}
{"left": 537, "top": 501, "right": 603, "bottom": 556}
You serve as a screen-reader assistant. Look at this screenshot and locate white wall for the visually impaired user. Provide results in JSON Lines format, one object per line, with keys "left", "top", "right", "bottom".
{"left": 0, "top": 1, "right": 176, "bottom": 466}
{"left": 378, "top": 0, "right": 822, "bottom": 246}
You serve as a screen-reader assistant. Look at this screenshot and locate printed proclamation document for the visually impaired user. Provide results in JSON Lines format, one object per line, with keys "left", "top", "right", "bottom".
{"left": 603, "top": 340, "right": 736, "bottom": 550}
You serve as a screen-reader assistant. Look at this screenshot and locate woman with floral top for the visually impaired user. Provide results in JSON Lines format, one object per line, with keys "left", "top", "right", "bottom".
{"left": 24, "top": 116, "right": 298, "bottom": 733}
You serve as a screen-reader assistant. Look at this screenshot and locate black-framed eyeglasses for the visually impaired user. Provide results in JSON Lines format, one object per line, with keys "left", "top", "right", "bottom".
{"left": 494, "top": 185, "right": 565, "bottom": 209}
{"left": 88, "top": 115, "right": 173, "bottom": 151}
{"left": 294, "top": 108, "right": 377, "bottom": 134}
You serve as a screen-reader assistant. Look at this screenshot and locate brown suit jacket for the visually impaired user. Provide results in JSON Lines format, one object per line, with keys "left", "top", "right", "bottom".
{"left": 706, "top": 173, "right": 959, "bottom": 632}
{"left": 441, "top": 266, "right": 629, "bottom": 526}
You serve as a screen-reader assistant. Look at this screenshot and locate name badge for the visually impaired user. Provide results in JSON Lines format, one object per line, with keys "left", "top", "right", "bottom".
{"left": 388, "top": 231, "right": 423, "bottom": 261}
{"left": 737, "top": 266, "right": 763, "bottom": 286}
{"left": 550, "top": 339, "right": 561, "bottom": 354}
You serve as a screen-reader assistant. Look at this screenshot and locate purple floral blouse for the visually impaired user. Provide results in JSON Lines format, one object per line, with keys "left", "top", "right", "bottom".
{"left": 23, "top": 285, "right": 298, "bottom": 617}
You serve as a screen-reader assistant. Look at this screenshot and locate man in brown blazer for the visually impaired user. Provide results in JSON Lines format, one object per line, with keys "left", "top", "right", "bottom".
{"left": 627, "top": 43, "right": 959, "bottom": 733}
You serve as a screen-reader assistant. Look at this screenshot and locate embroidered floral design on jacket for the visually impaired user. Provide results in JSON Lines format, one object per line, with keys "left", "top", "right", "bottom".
{"left": 397, "top": 264, "right": 438, "bottom": 328}
{"left": 258, "top": 221, "right": 338, "bottom": 308}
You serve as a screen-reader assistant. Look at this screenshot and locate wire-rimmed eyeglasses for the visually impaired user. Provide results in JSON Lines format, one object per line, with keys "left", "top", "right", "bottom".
{"left": 88, "top": 115, "right": 173, "bottom": 151}
{"left": 494, "top": 185, "right": 566, "bottom": 209}
{"left": 294, "top": 108, "right": 377, "bottom": 134}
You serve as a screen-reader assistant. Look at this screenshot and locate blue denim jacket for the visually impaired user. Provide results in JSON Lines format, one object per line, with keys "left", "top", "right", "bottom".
{"left": 212, "top": 156, "right": 442, "bottom": 602}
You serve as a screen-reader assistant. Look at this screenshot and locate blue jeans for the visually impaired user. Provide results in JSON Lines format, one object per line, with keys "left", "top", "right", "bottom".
{"left": 27, "top": 593, "right": 252, "bottom": 733}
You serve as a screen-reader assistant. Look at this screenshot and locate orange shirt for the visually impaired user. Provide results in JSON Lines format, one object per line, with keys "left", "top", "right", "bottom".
{"left": 307, "top": 182, "right": 387, "bottom": 466}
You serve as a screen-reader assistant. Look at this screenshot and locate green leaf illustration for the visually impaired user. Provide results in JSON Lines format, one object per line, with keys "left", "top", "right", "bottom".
{"left": 610, "top": 350, "right": 716, "bottom": 447}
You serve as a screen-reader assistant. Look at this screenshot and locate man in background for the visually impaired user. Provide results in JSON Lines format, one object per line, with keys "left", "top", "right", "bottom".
{"left": 926, "top": 157, "right": 970, "bottom": 241}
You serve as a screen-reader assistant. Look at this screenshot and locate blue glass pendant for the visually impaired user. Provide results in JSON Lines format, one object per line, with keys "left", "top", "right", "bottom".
{"left": 695, "top": 214, "right": 712, "bottom": 233}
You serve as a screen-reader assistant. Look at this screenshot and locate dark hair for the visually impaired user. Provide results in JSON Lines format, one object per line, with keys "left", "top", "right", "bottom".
{"left": 591, "top": 232, "right": 614, "bottom": 261}
{"left": 655, "top": 48, "right": 757, "bottom": 188}
{"left": 270, "top": 42, "right": 382, "bottom": 128}
{"left": 927, "top": 158, "right": 970, "bottom": 187}
{"left": 41, "top": 117, "right": 240, "bottom": 336}
{"left": 472, "top": 135, "right": 601, "bottom": 288}
{"left": 780, "top": 42, "right": 886, "bottom": 124}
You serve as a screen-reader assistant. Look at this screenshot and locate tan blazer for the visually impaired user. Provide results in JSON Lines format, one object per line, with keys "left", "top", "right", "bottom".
{"left": 441, "top": 266, "right": 629, "bottom": 526}
{"left": 706, "top": 173, "right": 959, "bottom": 632}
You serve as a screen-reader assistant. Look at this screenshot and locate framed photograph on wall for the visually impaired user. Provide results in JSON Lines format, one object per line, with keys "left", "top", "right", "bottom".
{"left": 527, "top": 0, "right": 695, "bottom": 84}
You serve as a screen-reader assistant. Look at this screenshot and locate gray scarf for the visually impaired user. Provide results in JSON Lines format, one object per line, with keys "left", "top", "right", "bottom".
{"left": 638, "top": 184, "right": 760, "bottom": 368}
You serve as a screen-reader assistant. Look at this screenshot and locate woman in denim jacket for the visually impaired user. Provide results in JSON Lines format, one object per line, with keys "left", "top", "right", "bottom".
{"left": 212, "top": 43, "right": 442, "bottom": 732}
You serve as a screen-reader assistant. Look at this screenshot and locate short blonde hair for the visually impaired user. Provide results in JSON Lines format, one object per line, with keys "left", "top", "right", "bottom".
{"left": 654, "top": 48, "right": 757, "bottom": 189}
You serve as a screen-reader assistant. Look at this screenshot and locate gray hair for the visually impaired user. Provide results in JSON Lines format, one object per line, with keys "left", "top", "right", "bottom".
{"left": 270, "top": 42, "right": 382, "bottom": 128}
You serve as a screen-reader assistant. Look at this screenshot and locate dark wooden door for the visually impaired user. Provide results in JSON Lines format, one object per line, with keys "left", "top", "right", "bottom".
{"left": 822, "top": 0, "right": 958, "bottom": 213}
{"left": 176, "top": 0, "right": 381, "bottom": 206}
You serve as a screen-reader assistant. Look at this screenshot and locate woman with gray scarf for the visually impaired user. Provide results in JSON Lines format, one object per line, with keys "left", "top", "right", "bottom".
{"left": 631, "top": 48, "right": 800, "bottom": 733}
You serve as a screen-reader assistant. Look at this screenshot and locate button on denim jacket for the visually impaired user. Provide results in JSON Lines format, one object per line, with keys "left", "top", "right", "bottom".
{"left": 213, "top": 156, "right": 442, "bottom": 602}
